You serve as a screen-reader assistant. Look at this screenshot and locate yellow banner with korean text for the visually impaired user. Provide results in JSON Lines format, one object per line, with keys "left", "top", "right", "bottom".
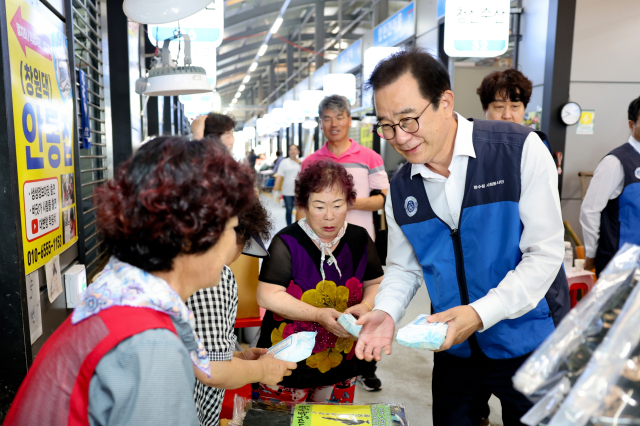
{"left": 5, "top": 0, "right": 77, "bottom": 275}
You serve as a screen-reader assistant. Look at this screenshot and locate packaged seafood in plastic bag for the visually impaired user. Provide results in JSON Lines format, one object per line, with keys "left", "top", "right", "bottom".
{"left": 396, "top": 314, "right": 448, "bottom": 350}
{"left": 338, "top": 313, "right": 362, "bottom": 338}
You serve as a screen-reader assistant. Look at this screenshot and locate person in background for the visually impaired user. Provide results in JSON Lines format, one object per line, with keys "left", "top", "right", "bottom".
{"left": 255, "top": 161, "right": 384, "bottom": 405}
{"left": 580, "top": 95, "right": 640, "bottom": 275}
{"left": 191, "top": 113, "right": 237, "bottom": 150}
{"left": 188, "top": 197, "right": 273, "bottom": 426}
{"left": 4, "top": 137, "right": 295, "bottom": 426}
{"left": 274, "top": 144, "right": 302, "bottom": 226}
{"left": 247, "top": 149, "right": 258, "bottom": 171}
{"left": 477, "top": 69, "right": 551, "bottom": 154}
{"left": 273, "top": 150, "right": 284, "bottom": 174}
{"left": 356, "top": 48, "right": 569, "bottom": 426}
{"left": 300, "top": 95, "right": 389, "bottom": 391}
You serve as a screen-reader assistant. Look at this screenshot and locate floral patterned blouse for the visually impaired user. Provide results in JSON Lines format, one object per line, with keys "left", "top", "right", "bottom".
{"left": 257, "top": 222, "right": 384, "bottom": 389}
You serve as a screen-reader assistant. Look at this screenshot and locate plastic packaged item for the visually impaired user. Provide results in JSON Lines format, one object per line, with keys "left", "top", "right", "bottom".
{"left": 520, "top": 377, "right": 571, "bottom": 426}
{"left": 545, "top": 263, "right": 640, "bottom": 425}
{"left": 267, "top": 331, "right": 317, "bottom": 363}
{"left": 396, "top": 314, "right": 448, "bottom": 350}
{"left": 513, "top": 244, "right": 640, "bottom": 402}
{"left": 229, "top": 397, "right": 409, "bottom": 426}
{"left": 564, "top": 241, "right": 573, "bottom": 272}
{"left": 337, "top": 313, "right": 362, "bottom": 338}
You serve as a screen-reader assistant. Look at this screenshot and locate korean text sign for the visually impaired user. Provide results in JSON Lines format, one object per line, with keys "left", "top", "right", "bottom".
{"left": 6, "top": 0, "right": 78, "bottom": 275}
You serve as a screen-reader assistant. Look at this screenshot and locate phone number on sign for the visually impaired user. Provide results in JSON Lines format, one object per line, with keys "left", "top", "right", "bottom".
{"left": 26, "top": 235, "right": 62, "bottom": 266}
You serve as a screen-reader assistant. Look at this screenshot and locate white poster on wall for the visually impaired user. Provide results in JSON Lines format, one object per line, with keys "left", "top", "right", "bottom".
{"left": 26, "top": 270, "right": 42, "bottom": 344}
{"left": 45, "top": 255, "right": 63, "bottom": 303}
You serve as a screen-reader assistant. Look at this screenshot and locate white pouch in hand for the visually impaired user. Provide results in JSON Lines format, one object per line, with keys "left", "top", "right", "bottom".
{"left": 396, "top": 314, "right": 448, "bottom": 350}
{"left": 267, "top": 331, "right": 317, "bottom": 362}
{"left": 338, "top": 313, "right": 362, "bottom": 338}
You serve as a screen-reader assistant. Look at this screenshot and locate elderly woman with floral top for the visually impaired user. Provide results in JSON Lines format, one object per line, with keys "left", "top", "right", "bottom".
{"left": 255, "top": 160, "right": 384, "bottom": 404}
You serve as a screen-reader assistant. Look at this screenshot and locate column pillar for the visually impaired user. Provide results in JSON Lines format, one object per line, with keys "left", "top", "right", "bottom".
{"left": 314, "top": 0, "right": 325, "bottom": 69}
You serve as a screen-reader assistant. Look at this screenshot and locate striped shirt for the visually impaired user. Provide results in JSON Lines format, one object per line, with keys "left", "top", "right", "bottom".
{"left": 302, "top": 139, "right": 389, "bottom": 240}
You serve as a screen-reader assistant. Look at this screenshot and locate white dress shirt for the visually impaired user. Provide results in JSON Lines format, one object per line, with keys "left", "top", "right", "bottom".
{"left": 580, "top": 136, "right": 640, "bottom": 258}
{"left": 374, "top": 114, "right": 564, "bottom": 331}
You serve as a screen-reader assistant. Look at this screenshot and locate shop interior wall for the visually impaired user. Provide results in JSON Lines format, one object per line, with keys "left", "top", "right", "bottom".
{"left": 560, "top": 0, "right": 640, "bottom": 239}
{"left": 452, "top": 66, "right": 508, "bottom": 120}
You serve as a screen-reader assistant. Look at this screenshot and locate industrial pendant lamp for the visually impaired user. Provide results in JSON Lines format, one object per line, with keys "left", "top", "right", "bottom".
{"left": 135, "top": 34, "right": 212, "bottom": 97}
{"left": 123, "top": 0, "right": 211, "bottom": 24}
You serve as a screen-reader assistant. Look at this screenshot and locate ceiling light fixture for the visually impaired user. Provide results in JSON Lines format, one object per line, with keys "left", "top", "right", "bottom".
{"left": 257, "top": 44, "right": 268, "bottom": 56}
{"left": 242, "top": 75, "right": 251, "bottom": 84}
{"left": 249, "top": 62, "right": 258, "bottom": 72}
{"left": 270, "top": 17, "right": 283, "bottom": 34}
{"left": 239, "top": 84, "right": 246, "bottom": 91}
{"left": 135, "top": 34, "right": 212, "bottom": 96}
{"left": 123, "top": 0, "right": 211, "bottom": 24}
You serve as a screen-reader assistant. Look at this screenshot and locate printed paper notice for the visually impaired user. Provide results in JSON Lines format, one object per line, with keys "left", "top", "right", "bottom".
{"left": 26, "top": 269, "right": 42, "bottom": 344}
{"left": 45, "top": 254, "right": 63, "bottom": 303}
{"left": 24, "top": 177, "right": 59, "bottom": 241}
{"left": 577, "top": 110, "right": 595, "bottom": 135}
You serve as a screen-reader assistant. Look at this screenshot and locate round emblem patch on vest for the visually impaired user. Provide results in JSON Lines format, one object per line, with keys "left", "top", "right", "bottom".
{"left": 635, "top": 167, "right": 640, "bottom": 180}
{"left": 404, "top": 196, "right": 418, "bottom": 217}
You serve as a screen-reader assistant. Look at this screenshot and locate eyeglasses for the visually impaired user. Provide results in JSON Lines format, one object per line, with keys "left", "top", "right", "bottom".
{"left": 375, "top": 103, "right": 431, "bottom": 140}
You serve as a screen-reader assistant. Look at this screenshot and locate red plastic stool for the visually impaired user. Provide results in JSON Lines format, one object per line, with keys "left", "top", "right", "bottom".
{"left": 569, "top": 282, "right": 589, "bottom": 308}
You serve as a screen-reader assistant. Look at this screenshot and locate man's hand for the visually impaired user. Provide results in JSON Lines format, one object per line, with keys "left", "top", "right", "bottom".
{"left": 584, "top": 256, "right": 595, "bottom": 271}
{"left": 355, "top": 310, "right": 395, "bottom": 361}
{"left": 315, "top": 308, "right": 352, "bottom": 338}
{"left": 236, "top": 347, "right": 268, "bottom": 360}
{"left": 257, "top": 353, "right": 297, "bottom": 386}
{"left": 344, "top": 302, "right": 371, "bottom": 319}
{"left": 428, "top": 306, "right": 483, "bottom": 352}
{"left": 191, "top": 115, "right": 206, "bottom": 139}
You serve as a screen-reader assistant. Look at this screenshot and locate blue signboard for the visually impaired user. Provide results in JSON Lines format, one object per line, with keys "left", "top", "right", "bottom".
{"left": 312, "top": 62, "right": 331, "bottom": 89}
{"left": 373, "top": 2, "right": 415, "bottom": 47}
{"left": 438, "top": 0, "right": 446, "bottom": 18}
{"left": 335, "top": 39, "right": 362, "bottom": 74}
{"left": 78, "top": 69, "right": 91, "bottom": 150}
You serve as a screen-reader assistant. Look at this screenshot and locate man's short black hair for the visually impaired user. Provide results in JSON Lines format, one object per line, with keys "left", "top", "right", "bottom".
{"left": 366, "top": 47, "right": 451, "bottom": 109}
{"left": 628, "top": 96, "right": 640, "bottom": 122}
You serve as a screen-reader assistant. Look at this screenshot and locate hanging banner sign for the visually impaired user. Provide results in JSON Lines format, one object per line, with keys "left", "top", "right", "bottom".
{"left": 373, "top": 2, "right": 415, "bottom": 47}
{"left": 335, "top": 39, "right": 362, "bottom": 74}
{"left": 78, "top": 69, "right": 91, "bottom": 150}
{"left": 6, "top": 0, "right": 77, "bottom": 275}
{"left": 444, "top": 0, "right": 510, "bottom": 57}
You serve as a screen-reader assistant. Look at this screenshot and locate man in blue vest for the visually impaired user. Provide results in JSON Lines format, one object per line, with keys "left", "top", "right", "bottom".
{"left": 355, "top": 49, "right": 569, "bottom": 426}
{"left": 580, "top": 96, "right": 640, "bottom": 275}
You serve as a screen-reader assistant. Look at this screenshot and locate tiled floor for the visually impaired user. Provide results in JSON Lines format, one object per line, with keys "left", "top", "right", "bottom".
{"left": 260, "top": 192, "right": 504, "bottom": 425}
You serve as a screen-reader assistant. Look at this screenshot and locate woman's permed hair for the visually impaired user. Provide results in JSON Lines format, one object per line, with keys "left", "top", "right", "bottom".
{"left": 476, "top": 69, "right": 533, "bottom": 111}
{"left": 236, "top": 199, "right": 273, "bottom": 249}
{"left": 94, "top": 136, "right": 255, "bottom": 272}
{"left": 204, "top": 113, "right": 237, "bottom": 138}
{"left": 295, "top": 160, "right": 356, "bottom": 209}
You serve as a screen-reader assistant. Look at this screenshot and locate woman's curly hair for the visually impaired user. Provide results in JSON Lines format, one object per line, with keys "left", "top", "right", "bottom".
{"left": 94, "top": 136, "right": 255, "bottom": 272}
{"left": 236, "top": 198, "right": 273, "bottom": 249}
{"left": 295, "top": 160, "right": 357, "bottom": 209}
{"left": 204, "top": 113, "right": 236, "bottom": 138}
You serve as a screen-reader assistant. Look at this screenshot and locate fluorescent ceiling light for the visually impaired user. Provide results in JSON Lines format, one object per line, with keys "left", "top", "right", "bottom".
{"left": 239, "top": 84, "right": 246, "bottom": 91}
{"left": 234, "top": 92, "right": 241, "bottom": 98}
{"left": 242, "top": 75, "right": 251, "bottom": 84}
{"left": 231, "top": 98, "right": 238, "bottom": 104}
{"left": 270, "top": 17, "right": 283, "bottom": 34}
{"left": 249, "top": 62, "right": 258, "bottom": 72}
{"left": 257, "top": 44, "right": 268, "bottom": 56}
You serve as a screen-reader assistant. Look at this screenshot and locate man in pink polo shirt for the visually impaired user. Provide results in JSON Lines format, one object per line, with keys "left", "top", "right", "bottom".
{"left": 301, "top": 95, "right": 389, "bottom": 392}
{"left": 301, "top": 95, "right": 389, "bottom": 242}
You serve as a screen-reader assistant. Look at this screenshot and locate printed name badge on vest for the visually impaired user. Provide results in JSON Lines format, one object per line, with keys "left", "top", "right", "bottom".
{"left": 404, "top": 196, "right": 418, "bottom": 217}
{"left": 635, "top": 167, "right": 640, "bottom": 180}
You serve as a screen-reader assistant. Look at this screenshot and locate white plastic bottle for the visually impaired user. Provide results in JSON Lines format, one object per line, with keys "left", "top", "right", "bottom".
{"left": 563, "top": 241, "right": 573, "bottom": 272}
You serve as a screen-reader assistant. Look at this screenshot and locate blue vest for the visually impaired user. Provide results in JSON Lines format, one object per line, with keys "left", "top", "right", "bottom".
{"left": 595, "top": 143, "right": 640, "bottom": 274}
{"left": 390, "top": 119, "right": 569, "bottom": 360}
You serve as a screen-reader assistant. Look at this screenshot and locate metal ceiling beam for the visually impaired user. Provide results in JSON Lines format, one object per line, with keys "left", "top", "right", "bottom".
{"left": 225, "top": 0, "right": 316, "bottom": 27}
{"left": 218, "top": 34, "right": 316, "bottom": 61}
{"left": 218, "top": 46, "right": 283, "bottom": 69}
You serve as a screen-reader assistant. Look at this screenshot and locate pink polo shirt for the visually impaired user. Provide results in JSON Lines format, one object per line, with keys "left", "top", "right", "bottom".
{"left": 302, "top": 139, "right": 389, "bottom": 240}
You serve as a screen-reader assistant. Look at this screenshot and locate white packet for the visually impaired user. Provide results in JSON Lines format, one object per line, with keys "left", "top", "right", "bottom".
{"left": 396, "top": 314, "right": 448, "bottom": 350}
{"left": 337, "top": 313, "right": 362, "bottom": 338}
{"left": 267, "top": 331, "right": 317, "bottom": 362}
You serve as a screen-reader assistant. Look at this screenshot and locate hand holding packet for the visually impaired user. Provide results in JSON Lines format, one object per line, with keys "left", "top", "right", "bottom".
{"left": 267, "top": 331, "right": 317, "bottom": 363}
{"left": 337, "top": 313, "right": 362, "bottom": 338}
{"left": 396, "top": 314, "right": 448, "bottom": 350}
